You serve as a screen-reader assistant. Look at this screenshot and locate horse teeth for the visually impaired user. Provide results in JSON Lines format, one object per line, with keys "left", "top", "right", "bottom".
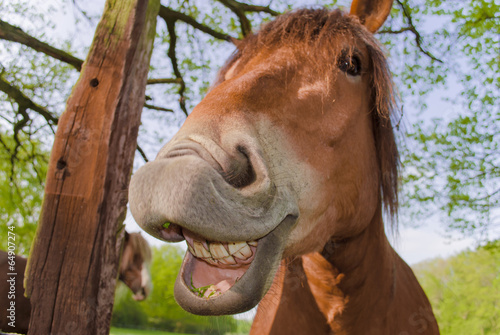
{"left": 187, "top": 243, "right": 195, "bottom": 255}
{"left": 218, "top": 255, "right": 236, "bottom": 265}
{"left": 193, "top": 241, "right": 211, "bottom": 258}
{"left": 204, "top": 257, "right": 219, "bottom": 266}
{"left": 209, "top": 243, "right": 230, "bottom": 259}
{"left": 233, "top": 244, "right": 252, "bottom": 260}
{"left": 228, "top": 241, "right": 247, "bottom": 255}
{"left": 189, "top": 238, "right": 256, "bottom": 262}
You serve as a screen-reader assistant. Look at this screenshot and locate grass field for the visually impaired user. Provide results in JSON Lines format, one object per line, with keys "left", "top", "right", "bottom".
{"left": 109, "top": 327, "right": 191, "bottom": 335}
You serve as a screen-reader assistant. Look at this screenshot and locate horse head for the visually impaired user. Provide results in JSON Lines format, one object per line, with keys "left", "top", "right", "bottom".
{"left": 119, "top": 232, "right": 152, "bottom": 301}
{"left": 129, "top": 0, "right": 397, "bottom": 315}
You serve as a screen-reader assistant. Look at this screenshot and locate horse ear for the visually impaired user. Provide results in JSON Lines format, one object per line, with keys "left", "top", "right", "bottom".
{"left": 350, "top": 0, "right": 393, "bottom": 33}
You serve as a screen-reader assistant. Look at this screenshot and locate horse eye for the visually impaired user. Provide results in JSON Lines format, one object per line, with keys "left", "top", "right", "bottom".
{"left": 338, "top": 55, "right": 361, "bottom": 76}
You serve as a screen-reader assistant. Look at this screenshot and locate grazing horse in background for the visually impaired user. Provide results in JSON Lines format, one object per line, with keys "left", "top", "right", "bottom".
{"left": 0, "top": 231, "right": 152, "bottom": 334}
{"left": 129, "top": 0, "right": 440, "bottom": 334}
{"left": 119, "top": 231, "right": 153, "bottom": 301}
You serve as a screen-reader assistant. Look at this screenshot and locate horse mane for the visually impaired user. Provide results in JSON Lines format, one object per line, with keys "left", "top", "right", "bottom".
{"left": 216, "top": 8, "right": 399, "bottom": 227}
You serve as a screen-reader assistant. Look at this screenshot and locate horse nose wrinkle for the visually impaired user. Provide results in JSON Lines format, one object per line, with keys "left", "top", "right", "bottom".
{"left": 172, "top": 136, "right": 258, "bottom": 190}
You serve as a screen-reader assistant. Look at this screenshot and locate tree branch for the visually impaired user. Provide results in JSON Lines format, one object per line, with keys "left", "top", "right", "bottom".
{"left": 71, "top": 0, "right": 94, "bottom": 23}
{"left": 226, "top": 0, "right": 279, "bottom": 16}
{"left": 162, "top": 17, "right": 189, "bottom": 117}
{"left": 378, "top": 27, "right": 413, "bottom": 34}
{"left": 476, "top": 187, "right": 500, "bottom": 202}
{"left": 216, "top": 0, "right": 280, "bottom": 36}
{"left": 159, "top": 6, "right": 235, "bottom": 42}
{"left": 0, "top": 76, "right": 58, "bottom": 125}
{"left": 144, "top": 103, "right": 174, "bottom": 113}
{"left": 0, "top": 134, "right": 11, "bottom": 156}
{"left": 147, "top": 77, "right": 183, "bottom": 85}
{"left": 217, "top": 0, "right": 252, "bottom": 36}
{"left": 0, "top": 19, "right": 84, "bottom": 71}
{"left": 136, "top": 144, "right": 149, "bottom": 162}
{"left": 393, "top": 0, "right": 443, "bottom": 63}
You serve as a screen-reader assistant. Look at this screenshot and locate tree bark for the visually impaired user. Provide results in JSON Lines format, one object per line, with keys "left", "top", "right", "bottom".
{"left": 25, "top": 0, "right": 160, "bottom": 333}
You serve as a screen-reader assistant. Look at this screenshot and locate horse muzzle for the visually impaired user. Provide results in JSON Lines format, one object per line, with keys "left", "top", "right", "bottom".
{"left": 128, "top": 136, "right": 299, "bottom": 314}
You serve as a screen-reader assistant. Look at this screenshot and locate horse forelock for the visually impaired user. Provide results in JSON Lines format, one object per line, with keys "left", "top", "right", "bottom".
{"left": 215, "top": 8, "right": 399, "bottom": 229}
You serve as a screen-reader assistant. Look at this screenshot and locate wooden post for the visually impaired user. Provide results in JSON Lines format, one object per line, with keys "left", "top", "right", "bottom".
{"left": 25, "top": 0, "right": 160, "bottom": 333}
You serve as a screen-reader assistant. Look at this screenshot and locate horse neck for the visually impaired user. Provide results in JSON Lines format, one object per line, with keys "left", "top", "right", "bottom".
{"left": 319, "top": 209, "right": 398, "bottom": 333}
{"left": 251, "top": 208, "right": 439, "bottom": 335}
{"left": 320, "top": 210, "right": 439, "bottom": 334}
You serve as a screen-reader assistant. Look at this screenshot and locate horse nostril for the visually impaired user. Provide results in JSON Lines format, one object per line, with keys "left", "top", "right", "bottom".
{"left": 222, "top": 145, "right": 256, "bottom": 189}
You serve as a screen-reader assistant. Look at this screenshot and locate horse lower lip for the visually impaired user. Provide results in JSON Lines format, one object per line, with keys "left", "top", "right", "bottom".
{"left": 183, "top": 252, "right": 251, "bottom": 298}
{"left": 180, "top": 230, "right": 262, "bottom": 296}
{"left": 174, "top": 215, "right": 298, "bottom": 315}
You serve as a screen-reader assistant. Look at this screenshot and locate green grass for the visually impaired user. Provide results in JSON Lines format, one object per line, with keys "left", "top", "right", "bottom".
{"left": 109, "top": 327, "right": 191, "bottom": 335}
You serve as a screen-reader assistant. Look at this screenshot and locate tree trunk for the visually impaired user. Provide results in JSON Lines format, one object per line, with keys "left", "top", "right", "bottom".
{"left": 25, "top": 0, "right": 160, "bottom": 333}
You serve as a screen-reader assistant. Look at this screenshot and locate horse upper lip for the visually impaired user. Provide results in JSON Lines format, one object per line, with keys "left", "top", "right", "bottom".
{"left": 159, "top": 223, "right": 184, "bottom": 242}
{"left": 129, "top": 153, "right": 298, "bottom": 243}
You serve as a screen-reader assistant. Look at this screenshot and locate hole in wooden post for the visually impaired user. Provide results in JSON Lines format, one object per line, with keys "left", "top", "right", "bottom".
{"left": 57, "top": 158, "right": 67, "bottom": 170}
{"left": 90, "top": 78, "right": 99, "bottom": 87}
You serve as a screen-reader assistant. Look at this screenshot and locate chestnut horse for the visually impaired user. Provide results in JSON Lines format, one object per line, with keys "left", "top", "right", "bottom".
{"left": 129, "top": 0, "right": 439, "bottom": 334}
{"left": 0, "top": 231, "right": 151, "bottom": 334}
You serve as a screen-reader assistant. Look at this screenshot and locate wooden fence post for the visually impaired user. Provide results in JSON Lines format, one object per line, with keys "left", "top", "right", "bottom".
{"left": 25, "top": 0, "right": 160, "bottom": 333}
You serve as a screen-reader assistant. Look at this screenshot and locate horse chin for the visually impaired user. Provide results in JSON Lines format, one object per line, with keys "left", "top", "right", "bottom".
{"left": 132, "top": 292, "right": 146, "bottom": 301}
{"left": 172, "top": 215, "right": 297, "bottom": 315}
